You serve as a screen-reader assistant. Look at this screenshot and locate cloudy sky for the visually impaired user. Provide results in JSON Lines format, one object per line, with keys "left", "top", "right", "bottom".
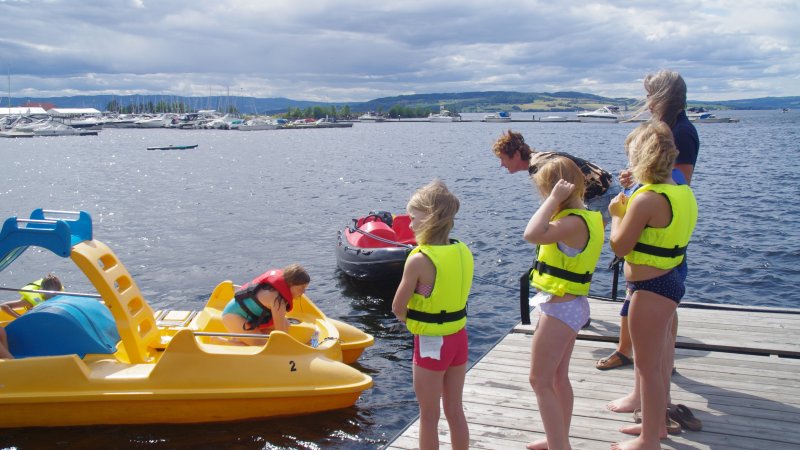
{"left": 1, "top": 0, "right": 797, "bottom": 102}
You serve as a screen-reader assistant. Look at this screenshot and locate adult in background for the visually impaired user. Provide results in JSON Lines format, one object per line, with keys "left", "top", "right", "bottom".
{"left": 603, "top": 69, "right": 703, "bottom": 432}
{"left": 493, "top": 130, "right": 620, "bottom": 225}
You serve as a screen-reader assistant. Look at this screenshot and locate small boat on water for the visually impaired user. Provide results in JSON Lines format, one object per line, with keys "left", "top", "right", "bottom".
{"left": 358, "top": 112, "right": 385, "bottom": 122}
{"left": 687, "top": 112, "right": 737, "bottom": 123}
{"left": 146, "top": 144, "right": 199, "bottom": 150}
{"left": 577, "top": 105, "right": 623, "bottom": 123}
{"left": 336, "top": 211, "right": 416, "bottom": 281}
{"left": 539, "top": 115, "right": 569, "bottom": 122}
{"left": 482, "top": 111, "right": 511, "bottom": 122}
{"left": 428, "top": 107, "right": 461, "bottom": 122}
{"left": 238, "top": 117, "right": 284, "bottom": 130}
{"left": 0, "top": 209, "right": 373, "bottom": 428}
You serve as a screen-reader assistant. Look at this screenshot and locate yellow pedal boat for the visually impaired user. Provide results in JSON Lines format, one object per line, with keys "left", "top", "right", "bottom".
{"left": 0, "top": 209, "right": 373, "bottom": 428}
{"left": 154, "top": 279, "right": 374, "bottom": 365}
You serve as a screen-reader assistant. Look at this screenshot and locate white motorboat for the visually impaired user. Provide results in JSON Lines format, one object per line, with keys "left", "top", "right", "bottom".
{"left": 135, "top": 115, "right": 169, "bottom": 128}
{"left": 539, "top": 115, "right": 569, "bottom": 122}
{"left": 358, "top": 112, "right": 385, "bottom": 122}
{"left": 482, "top": 111, "right": 511, "bottom": 122}
{"left": 239, "top": 116, "right": 280, "bottom": 130}
{"left": 687, "top": 112, "right": 736, "bottom": 123}
{"left": 102, "top": 114, "right": 138, "bottom": 128}
{"left": 61, "top": 115, "right": 105, "bottom": 130}
{"left": 577, "top": 106, "right": 623, "bottom": 123}
{"left": 308, "top": 117, "right": 353, "bottom": 128}
{"left": 428, "top": 107, "right": 461, "bottom": 122}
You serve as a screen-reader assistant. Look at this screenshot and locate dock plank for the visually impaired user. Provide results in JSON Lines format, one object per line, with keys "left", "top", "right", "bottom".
{"left": 384, "top": 297, "right": 800, "bottom": 449}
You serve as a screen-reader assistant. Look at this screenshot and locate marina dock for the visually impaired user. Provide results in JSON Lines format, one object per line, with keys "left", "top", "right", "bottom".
{"left": 384, "top": 297, "right": 800, "bottom": 449}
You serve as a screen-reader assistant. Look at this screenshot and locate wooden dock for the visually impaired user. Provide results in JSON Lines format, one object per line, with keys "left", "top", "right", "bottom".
{"left": 384, "top": 297, "right": 800, "bottom": 449}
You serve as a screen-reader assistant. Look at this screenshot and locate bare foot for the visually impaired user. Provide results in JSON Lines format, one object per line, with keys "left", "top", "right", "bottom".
{"left": 610, "top": 436, "right": 660, "bottom": 450}
{"left": 606, "top": 393, "right": 640, "bottom": 413}
{"left": 618, "top": 424, "right": 667, "bottom": 440}
{"left": 526, "top": 438, "right": 548, "bottom": 449}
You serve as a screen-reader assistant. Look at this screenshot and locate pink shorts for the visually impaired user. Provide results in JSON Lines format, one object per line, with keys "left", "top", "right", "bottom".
{"left": 413, "top": 328, "right": 468, "bottom": 371}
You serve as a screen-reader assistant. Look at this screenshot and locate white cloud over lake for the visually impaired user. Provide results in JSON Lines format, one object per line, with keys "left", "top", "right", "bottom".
{"left": 0, "top": 0, "right": 797, "bottom": 101}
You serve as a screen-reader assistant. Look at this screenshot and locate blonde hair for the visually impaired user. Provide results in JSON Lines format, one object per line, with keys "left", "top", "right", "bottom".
{"left": 625, "top": 122, "right": 679, "bottom": 184}
{"left": 532, "top": 156, "right": 586, "bottom": 212}
{"left": 628, "top": 69, "right": 687, "bottom": 127}
{"left": 645, "top": 70, "right": 687, "bottom": 127}
{"left": 407, "top": 180, "right": 460, "bottom": 245}
{"left": 492, "top": 129, "right": 533, "bottom": 161}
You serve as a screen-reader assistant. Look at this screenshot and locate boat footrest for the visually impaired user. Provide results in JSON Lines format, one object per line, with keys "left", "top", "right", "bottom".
{"left": 155, "top": 310, "right": 198, "bottom": 328}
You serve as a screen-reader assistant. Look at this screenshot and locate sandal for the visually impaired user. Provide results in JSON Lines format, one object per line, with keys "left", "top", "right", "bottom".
{"left": 633, "top": 408, "right": 682, "bottom": 435}
{"left": 667, "top": 415, "right": 682, "bottom": 435}
{"left": 596, "top": 351, "right": 633, "bottom": 370}
{"left": 669, "top": 404, "right": 703, "bottom": 431}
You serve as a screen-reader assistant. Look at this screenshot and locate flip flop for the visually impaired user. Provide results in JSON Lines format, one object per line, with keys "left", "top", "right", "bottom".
{"left": 669, "top": 404, "right": 703, "bottom": 431}
{"left": 632, "top": 408, "right": 681, "bottom": 435}
{"left": 596, "top": 351, "right": 633, "bottom": 370}
{"left": 666, "top": 416, "right": 682, "bottom": 435}
{"left": 633, "top": 408, "right": 683, "bottom": 434}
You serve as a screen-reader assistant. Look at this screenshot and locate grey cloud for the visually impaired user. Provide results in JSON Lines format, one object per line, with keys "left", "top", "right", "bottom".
{"left": 0, "top": 0, "right": 798, "bottom": 101}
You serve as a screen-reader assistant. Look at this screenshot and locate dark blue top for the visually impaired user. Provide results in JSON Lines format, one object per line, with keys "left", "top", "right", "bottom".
{"left": 672, "top": 110, "right": 700, "bottom": 167}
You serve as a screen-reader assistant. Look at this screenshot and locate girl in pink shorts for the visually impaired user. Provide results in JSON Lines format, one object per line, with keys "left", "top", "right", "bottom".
{"left": 392, "top": 180, "right": 474, "bottom": 450}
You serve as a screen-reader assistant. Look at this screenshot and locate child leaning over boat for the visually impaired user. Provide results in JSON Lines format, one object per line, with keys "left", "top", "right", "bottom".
{"left": 523, "top": 156, "right": 605, "bottom": 450}
{"left": 392, "top": 180, "right": 473, "bottom": 450}
{"left": 222, "top": 264, "right": 310, "bottom": 346}
{"left": 0, "top": 273, "right": 63, "bottom": 319}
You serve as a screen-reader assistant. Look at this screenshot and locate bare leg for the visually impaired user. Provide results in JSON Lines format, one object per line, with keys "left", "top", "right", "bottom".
{"left": 665, "top": 311, "right": 677, "bottom": 406}
{"left": 221, "top": 314, "right": 271, "bottom": 346}
{"left": 618, "top": 316, "right": 674, "bottom": 439}
{"left": 667, "top": 311, "right": 678, "bottom": 405}
{"left": 612, "top": 291, "right": 677, "bottom": 450}
{"left": 618, "top": 315, "right": 633, "bottom": 357}
{"left": 0, "top": 327, "right": 13, "bottom": 359}
{"left": 529, "top": 314, "right": 578, "bottom": 450}
{"left": 442, "top": 363, "right": 469, "bottom": 450}
{"left": 414, "top": 364, "right": 445, "bottom": 450}
{"left": 597, "top": 306, "right": 633, "bottom": 370}
{"left": 606, "top": 363, "right": 640, "bottom": 413}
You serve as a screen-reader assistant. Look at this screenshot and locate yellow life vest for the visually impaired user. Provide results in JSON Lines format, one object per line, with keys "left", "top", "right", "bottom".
{"left": 530, "top": 209, "right": 604, "bottom": 297}
{"left": 405, "top": 240, "right": 474, "bottom": 336}
{"left": 624, "top": 184, "right": 698, "bottom": 269}
{"left": 19, "top": 279, "right": 45, "bottom": 307}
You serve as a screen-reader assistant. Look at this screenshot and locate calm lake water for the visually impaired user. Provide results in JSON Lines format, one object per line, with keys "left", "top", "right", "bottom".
{"left": 0, "top": 109, "right": 798, "bottom": 449}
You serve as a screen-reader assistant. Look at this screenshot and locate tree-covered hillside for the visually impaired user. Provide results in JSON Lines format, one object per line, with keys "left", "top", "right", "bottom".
{"left": 6, "top": 92, "right": 798, "bottom": 116}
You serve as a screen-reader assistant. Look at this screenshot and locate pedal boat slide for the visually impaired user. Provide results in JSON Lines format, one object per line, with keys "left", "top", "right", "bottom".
{"left": 0, "top": 209, "right": 373, "bottom": 428}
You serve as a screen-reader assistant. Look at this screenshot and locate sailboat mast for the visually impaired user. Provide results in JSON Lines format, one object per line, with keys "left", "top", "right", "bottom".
{"left": 7, "top": 64, "right": 10, "bottom": 109}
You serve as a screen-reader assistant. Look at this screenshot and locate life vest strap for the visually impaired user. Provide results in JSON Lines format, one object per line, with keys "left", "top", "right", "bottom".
{"left": 633, "top": 242, "right": 687, "bottom": 258}
{"left": 235, "top": 296, "right": 271, "bottom": 330}
{"left": 532, "top": 260, "right": 592, "bottom": 284}
{"left": 406, "top": 307, "right": 467, "bottom": 324}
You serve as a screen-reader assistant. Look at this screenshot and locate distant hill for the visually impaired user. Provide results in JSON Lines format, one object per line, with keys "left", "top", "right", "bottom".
{"left": 713, "top": 96, "right": 800, "bottom": 110}
{"left": 4, "top": 92, "right": 798, "bottom": 114}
